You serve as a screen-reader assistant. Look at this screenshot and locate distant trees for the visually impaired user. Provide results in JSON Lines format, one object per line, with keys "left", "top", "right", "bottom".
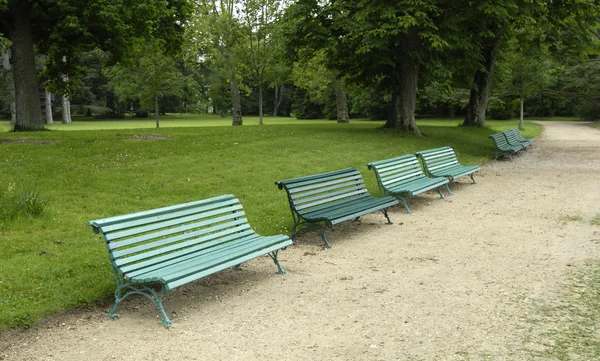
{"left": 105, "top": 40, "right": 186, "bottom": 128}
{"left": 0, "top": 0, "right": 189, "bottom": 130}
{"left": 2, "top": 0, "right": 599, "bottom": 129}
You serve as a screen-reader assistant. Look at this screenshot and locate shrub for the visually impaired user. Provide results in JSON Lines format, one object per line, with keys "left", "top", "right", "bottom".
{"left": 0, "top": 183, "right": 48, "bottom": 226}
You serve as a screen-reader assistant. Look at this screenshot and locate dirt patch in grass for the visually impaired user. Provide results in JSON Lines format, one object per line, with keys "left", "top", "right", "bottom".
{"left": 127, "top": 134, "right": 168, "bottom": 141}
{"left": 0, "top": 139, "right": 55, "bottom": 144}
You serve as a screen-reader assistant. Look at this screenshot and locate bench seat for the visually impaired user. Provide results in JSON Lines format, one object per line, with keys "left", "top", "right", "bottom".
{"left": 87, "top": 194, "right": 292, "bottom": 326}
{"left": 367, "top": 154, "right": 449, "bottom": 213}
{"left": 276, "top": 168, "right": 398, "bottom": 247}
{"left": 415, "top": 146, "right": 480, "bottom": 191}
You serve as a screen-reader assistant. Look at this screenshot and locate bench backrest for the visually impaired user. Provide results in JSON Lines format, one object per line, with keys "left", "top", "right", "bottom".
{"left": 489, "top": 132, "right": 512, "bottom": 148}
{"left": 513, "top": 128, "right": 529, "bottom": 142}
{"left": 367, "top": 154, "right": 425, "bottom": 192}
{"left": 86, "top": 194, "right": 253, "bottom": 278}
{"left": 415, "top": 146, "right": 459, "bottom": 175}
{"left": 275, "top": 168, "right": 369, "bottom": 215}
{"left": 504, "top": 129, "right": 522, "bottom": 145}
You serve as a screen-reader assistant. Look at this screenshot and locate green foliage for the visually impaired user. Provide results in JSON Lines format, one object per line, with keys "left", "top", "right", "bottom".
{"left": 487, "top": 97, "right": 514, "bottom": 120}
{"left": 0, "top": 117, "right": 542, "bottom": 331}
{"left": 104, "top": 39, "right": 186, "bottom": 120}
{"left": 0, "top": 183, "right": 47, "bottom": 227}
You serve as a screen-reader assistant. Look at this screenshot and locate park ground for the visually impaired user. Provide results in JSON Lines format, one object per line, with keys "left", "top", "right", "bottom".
{"left": 1, "top": 121, "right": 599, "bottom": 360}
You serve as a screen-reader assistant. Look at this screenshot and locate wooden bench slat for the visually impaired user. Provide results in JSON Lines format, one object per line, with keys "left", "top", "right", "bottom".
{"left": 111, "top": 217, "right": 250, "bottom": 258}
{"left": 136, "top": 235, "right": 289, "bottom": 283}
{"left": 289, "top": 179, "right": 365, "bottom": 200}
{"left": 115, "top": 224, "right": 254, "bottom": 270}
{"left": 165, "top": 240, "right": 291, "bottom": 291}
{"left": 88, "top": 195, "right": 237, "bottom": 231}
{"left": 126, "top": 233, "right": 270, "bottom": 280}
{"left": 294, "top": 187, "right": 367, "bottom": 209}
{"left": 105, "top": 203, "right": 243, "bottom": 241}
{"left": 286, "top": 174, "right": 362, "bottom": 194}
{"left": 303, "top": 195, "right": 395, "bottom": 221}
{"left": 93, "top": 197, "right": 240, "bottom": 234}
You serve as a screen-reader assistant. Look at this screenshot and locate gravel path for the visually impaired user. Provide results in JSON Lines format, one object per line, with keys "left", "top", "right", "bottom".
{"left": 2, "top": 121, "right": 599, "bottom": 360}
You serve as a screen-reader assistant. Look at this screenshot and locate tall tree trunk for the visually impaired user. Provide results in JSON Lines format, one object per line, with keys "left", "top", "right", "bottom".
{"left": 462, "top": 37, "right": 502, "bottom": 127}
{"left": 155, "top": 95, "right": 159, "bottom": 128}
{"left": 230, "top": 76, "right": 243, "bottom": 126}
{"left": 8, "top": 0, "right": 44, "bottom": 131}
{"left": 106, "top": 91, "right": 116, "bottom": 117}
{"left": 258, "top": 83, "right": 264, "bottom": 125}
{"left": 273, "top": 84, "right": 283, "bottom": 117}
{"left": 519, "top": 96, "right": 524, "bottom": 129}
{"left": 61, "top": 95, "right": 71, "bottom": 123}
{"left": 1, "top": 49, "right": 17, "bottom": 125}
{"left": 383, "top": 63, "right": 421, "bottom": 135}
{"left": 45, "top": 90, "right": 53, "bottom": 124}
{"left": 334, "top": 79, "right": 349, "bottom": 123}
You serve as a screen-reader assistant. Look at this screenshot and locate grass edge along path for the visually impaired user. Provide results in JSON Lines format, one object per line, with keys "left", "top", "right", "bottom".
{"left": 0, "top": 120, "right": 540, "bottom": 331}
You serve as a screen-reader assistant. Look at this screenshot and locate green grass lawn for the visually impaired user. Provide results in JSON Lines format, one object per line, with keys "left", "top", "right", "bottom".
{"left": 0, "top": 116, "right": 541, "bottom": 330}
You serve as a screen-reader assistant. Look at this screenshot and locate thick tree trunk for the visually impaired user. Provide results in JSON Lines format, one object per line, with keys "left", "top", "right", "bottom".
{"left": 8, "top": 0, "right": 44, "bottom": 131}
{"left": 383, "top": 63, "right": 421, "bottom": 135}
{"left": 519, "top": 97, "right": 524, "bottom": 129}
{"left": 61, "top": 95, "right": 71, "bottom": 123}
{"left": 335, "top": 79, "right": 349, "bottom": 123}
{"left": 258, "top": 83, "right": 264, "bottom": 125}
{"left": 1, "top": 49, "right": 17, "bottom": 125}
{"left": 230, "top": 76, "right": 243, "bottom": 126}
{"left": 45, "top": 91, "right": 53, "bottom": 124}
{"left": 462, "top": 37, "right": 502, "bottom": 127}
{"left": 155, "top": 95, "right": 159, "bottom": 128}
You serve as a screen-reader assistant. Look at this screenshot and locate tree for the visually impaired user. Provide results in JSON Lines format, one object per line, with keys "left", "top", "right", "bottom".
{"left": 457, "top": 0, "right": 600, "bottom": 127}
{"left": 287, "top": 0, "right": 448, "bottom": 134}
{"left": 105, "top": 40, "right": 186, "bottom": 128}
{"left": 240, "top": 0, "right": 287, "bottom": 125}
{"left": 186, "top": 0, "right": 246, "bottom": 126}
{"left": 0, "top": 0, "right": 190, "bottom": 131}
{"left": 497, "top": 32, "right": 554, "bottom": 128}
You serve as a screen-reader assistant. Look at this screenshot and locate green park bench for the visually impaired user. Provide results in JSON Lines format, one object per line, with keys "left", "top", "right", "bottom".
{"left": 367, "top": 154, "right": 450, "bottom": 214}
{"left": 86, "top": 194, "right": 292, "bottom": 326}
{"left": 509, "top": 128, "right": 534, "bottom": 148}
{"left": 504, "top": 129, "right": 533, "bottom": 149}
{"left": 275, "top": 168, "right": 398, "bottom": 248}
{"left": 489, "top": 133, "right": 524, "bottom": 160}
{"left": 415, "top": 146, "right": 480, "bottom": 193}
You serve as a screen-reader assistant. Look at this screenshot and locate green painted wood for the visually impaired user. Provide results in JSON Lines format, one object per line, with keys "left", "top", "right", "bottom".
{"left": 87, "top": 195, "right": 238, "bottom": 232}
{"left": 86, "top": 194, "right": 292, "bottom": 326}
{"left": 416, "top": 146, "right": 480, "bottom": 182}
{"left": 513, "top": 128, "right": 535, "bottom": 144}
{"left": 489, "top": 133, "right": 523, "bottom": 159}
{"left": 368, "top": 154, "right": 449, "bottom": 213}
{"left": 136, "top": 235, "right": 289, "bottom": 283}
{"left": 275, "top": 167, "right": 398, "bottom": 245}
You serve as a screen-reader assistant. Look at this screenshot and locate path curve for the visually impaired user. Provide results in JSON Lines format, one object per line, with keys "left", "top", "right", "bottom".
{"left": 2, "top": 121, "right": 599, "bottom": 360}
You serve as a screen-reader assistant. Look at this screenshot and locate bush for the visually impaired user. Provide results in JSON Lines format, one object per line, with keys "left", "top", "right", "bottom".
{"left": 0, "top": 183, "right": 47, "bottom": 227}
{"left": 576, "top": 102, "right": 600, "bottom": 121}
{"left": 487, "top": 97, "right": 513, "bottom": 120}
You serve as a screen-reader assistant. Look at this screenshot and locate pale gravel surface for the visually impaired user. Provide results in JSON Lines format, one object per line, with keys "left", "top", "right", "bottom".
{"left": 1, "top": 121, "right": 599, "bottom": 360}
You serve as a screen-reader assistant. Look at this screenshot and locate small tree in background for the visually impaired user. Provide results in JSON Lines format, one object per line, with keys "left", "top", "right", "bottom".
{"left": 105, "top": 40, "right": 185, "bottom": 128}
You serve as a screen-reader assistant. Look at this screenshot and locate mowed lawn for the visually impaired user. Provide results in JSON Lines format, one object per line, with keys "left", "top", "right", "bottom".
{"left": 0, "top": 115, "right": 541, "bottom": 330}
